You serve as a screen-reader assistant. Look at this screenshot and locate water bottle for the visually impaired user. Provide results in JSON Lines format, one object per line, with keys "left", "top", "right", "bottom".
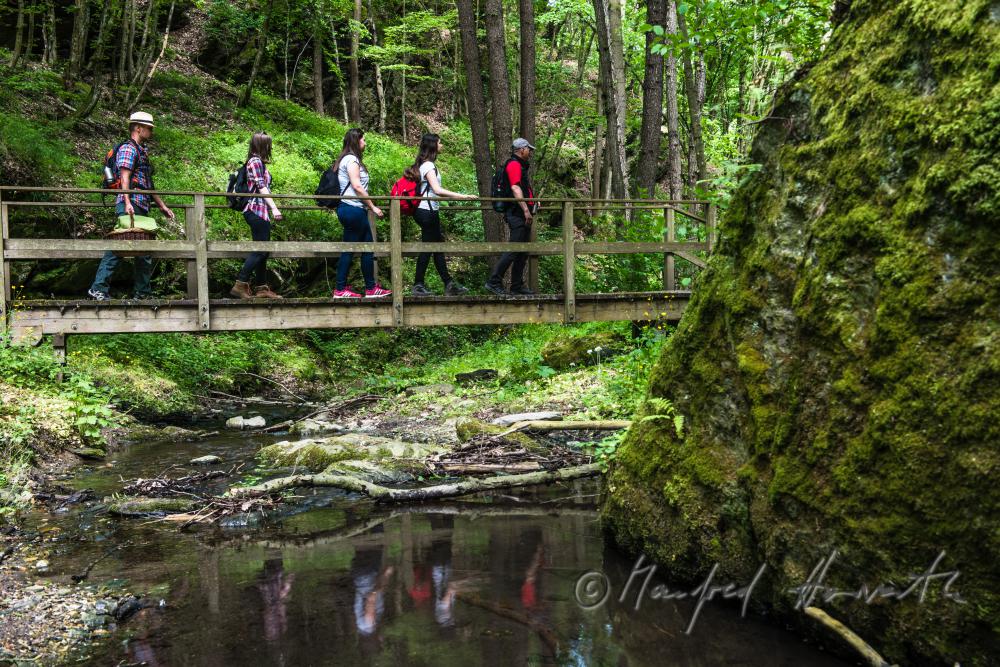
{"left": 103, "top": 165, "right": 115, "bottom": 187}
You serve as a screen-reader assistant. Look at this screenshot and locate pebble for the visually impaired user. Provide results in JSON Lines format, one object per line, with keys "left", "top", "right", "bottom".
{"left": 190, "top": 455, "right": 222, "bottom": 465}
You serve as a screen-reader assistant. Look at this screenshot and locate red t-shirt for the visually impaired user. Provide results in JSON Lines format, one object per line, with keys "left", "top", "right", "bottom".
{"left": 505, "top": 159, "right": 534, "bottom": 204}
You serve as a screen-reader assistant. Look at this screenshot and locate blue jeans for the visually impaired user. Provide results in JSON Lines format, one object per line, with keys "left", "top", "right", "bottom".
{"left": 89, "top": 202, "right": 153, "bottom": 297}
{"left": 237, "top": 211, "right": 270, "bottom": 285}
{"left": 336, "top": 203, "right": 375, "bottom": 291}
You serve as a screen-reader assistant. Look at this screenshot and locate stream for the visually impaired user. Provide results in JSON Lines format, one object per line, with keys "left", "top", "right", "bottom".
{"left": 23, "top": 422, "right": 850, "bottom": 666}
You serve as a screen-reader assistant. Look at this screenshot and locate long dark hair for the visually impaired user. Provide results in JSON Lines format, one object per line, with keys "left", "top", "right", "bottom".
{"left": 247, "top": 131, "right": 272, "bottom": 163}
{"left": 403, "top": 133, "right": 440, "bottom": 181}
{"left": 334, "top": 128, "right": 366, "bottom": 173}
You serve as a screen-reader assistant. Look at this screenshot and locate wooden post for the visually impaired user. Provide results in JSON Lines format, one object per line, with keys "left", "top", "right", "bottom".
{"left": 1, "top": 200, "right": 9, "bottom": 335}
{"left": 193, "top": 195, "right": 210, "bottom": 331}
{"left": 528, "top": 216, "right": 538, "bottom": 292}
{"left": 184, "top": 205, "right": 198, "bottom": 298}
{"left": 52, "top": 332, "right": 67, "bottom": 381}
{"left": 663, "top": 207, "right": 676, "bottom": 291}
{"left": 562, "top": 201, "right": 575, "bottom": 323}
{"left": 707, "top": 203, "right": 717, "bottom": 253}
{"left": 389, "top": 199, "right": 403, "bottom": 327}
{"left": 368, "top": 208, "right": 380, "bottom": 284}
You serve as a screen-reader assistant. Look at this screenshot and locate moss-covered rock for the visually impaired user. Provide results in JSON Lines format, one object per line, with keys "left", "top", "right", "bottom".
{"left": 602, "top": 3, "right": 1000, "bottom": 664}
{"left": 106, "top": 496, "right": 197, "bottom": 516}
{"left": 257, "top": 433, "right": 446, "bottom": 472}
{"left": 540, "top": 330, "right": 625, "bottom": 369}
{"left": 453, "top": 418, "right": 540, "bottom": 451}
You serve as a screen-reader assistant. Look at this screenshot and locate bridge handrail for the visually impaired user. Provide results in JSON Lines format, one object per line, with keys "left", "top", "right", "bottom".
{"left": 0, "top": 189, "right": 716, "bottom": 332}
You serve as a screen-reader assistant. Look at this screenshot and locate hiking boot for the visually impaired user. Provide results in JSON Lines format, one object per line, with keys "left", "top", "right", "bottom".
{"left": 484, "top": 281, "right": 507, "bottom": 296}
{"left": 88, "top": 288, "right": 109, "bottom": 301}
{"left": 364, "top": 284, "right": 392, "bottom": 298}
{"left": 333, "top": 286, "right": 363, "bottom": 298}
{"left": 445, "top": 281, "right": 470, "bottom": 296}
{"left": 254, "top": 284, "right": 283, "bottom": 299}
{"left": 230, "top": 280, "right": 253, "bottom": 299}
{"left": 511, "top": 286, "right": 535, "bottom": 296}
{"left": 411, "top": 283, "right": 433, "bottom": 296}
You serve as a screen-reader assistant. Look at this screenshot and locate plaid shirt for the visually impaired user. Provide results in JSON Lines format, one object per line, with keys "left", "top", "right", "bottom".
{"left": 115, "top": 140, "right": 154, "bottom": 212}
{"left": 243, "top": 156, "right": 272, "bottom": 221}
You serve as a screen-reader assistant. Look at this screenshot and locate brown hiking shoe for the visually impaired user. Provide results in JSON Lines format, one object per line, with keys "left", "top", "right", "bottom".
{"left": 254, "top": 284, "right": 283, "bottom": 299}
{"left": 229, "top": 280, "right": 253, "bottom": 299}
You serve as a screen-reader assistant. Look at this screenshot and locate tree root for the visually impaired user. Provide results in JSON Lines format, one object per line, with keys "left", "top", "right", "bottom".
{"left": 226, "top": 463, "right": 602, "bottom": 502}
{"left": 803, "top": 606, "right": 894, "bottom": 667}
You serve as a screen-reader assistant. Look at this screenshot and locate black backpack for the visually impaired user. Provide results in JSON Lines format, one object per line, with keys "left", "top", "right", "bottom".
{"left": 314, "top": 166, "right": 342, "bottom": 208}
{"left": 226, "top": 162, "right": 250, "bottom": 211}
{"left": 490, "top": 159, "right": 514, "bottom": 213}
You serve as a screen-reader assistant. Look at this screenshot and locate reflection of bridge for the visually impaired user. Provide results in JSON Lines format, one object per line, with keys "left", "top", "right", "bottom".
{"left": 0, "top": 187, "right": 715, "bottom": 358}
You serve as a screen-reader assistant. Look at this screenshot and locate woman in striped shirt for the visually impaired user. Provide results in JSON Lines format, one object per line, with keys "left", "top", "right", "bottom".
{"left": 230, "top": 132, "right": 283, "bottom": 299}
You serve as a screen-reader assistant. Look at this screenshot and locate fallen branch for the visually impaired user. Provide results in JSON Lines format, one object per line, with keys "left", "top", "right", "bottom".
{"left": 234, "top": 372, "right": 309, "bottom": 404}
{"left": 499, "top": 420, "right": 631, "bottom": 436}
{"left": 439, "top": 462, "right": 541, "bottom": 474}
{"left": 226, "top": 463, "right": 602, "bottom": 502}
{"left": 803, "top": 606, "right": 893, "bottom": 667}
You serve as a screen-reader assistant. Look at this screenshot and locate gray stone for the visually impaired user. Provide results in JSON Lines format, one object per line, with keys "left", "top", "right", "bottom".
{"left": 290, "top": 419, "right": 345, "bottom": 436}
{"left": 404, "top": 383, "right": 455, "bottom": 397}
{"left": 455, "top": 369, "right": 498, "bottom": 385}
{"left": 490, "top": 411, "right": 563, "bottom": 426}
{"left": 225, "top": 415, "right": 267, "bottom": 430}
{"left": 190, "top": 455, "right": 222, "bottom": 465}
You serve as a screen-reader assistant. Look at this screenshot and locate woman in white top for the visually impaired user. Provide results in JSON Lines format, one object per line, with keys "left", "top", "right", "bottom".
{"left": 332, "top": 128, "right": 390, "bottom": 298}
{"left": 403, "top": 133, "right": 475, "bottom": 296}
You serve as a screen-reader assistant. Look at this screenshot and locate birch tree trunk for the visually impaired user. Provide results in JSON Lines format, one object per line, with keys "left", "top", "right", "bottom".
{"left": 518, "top": 0, "right": 536, "bottom": 144}
{"left": 348, "top": 0, "right": 361, "bottom": 122}
{"left": 484, "top": 0, "right": 513, "bottom": 167}
{"left": 665, "top": 0, "right": 683, "bottom": 200}
{"left": 455, "top": 0, "right": 497, "bottom": 239}
{"left": 636, "top": 0, "right": 666, "bottom": 197}
{"left": 593, "top": 0, "right": 630, "bottom": 200}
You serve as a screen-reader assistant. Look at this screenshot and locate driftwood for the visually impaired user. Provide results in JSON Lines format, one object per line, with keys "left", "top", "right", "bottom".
{"left": 438, "top": 462, "right": 541, "bottom": 474}
{"left": 803, "top": 606, "right": 893, "bottom": 667}
{"left": 499, "top": 419, "right": 631, "bottom": 436}
{"left": 226, "top": 463, "right": 602, "bottom": 502}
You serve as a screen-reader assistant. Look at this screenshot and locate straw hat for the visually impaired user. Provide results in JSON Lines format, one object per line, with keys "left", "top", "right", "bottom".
{"left": 128, "top": 111, "right": 155, "bottom": 128}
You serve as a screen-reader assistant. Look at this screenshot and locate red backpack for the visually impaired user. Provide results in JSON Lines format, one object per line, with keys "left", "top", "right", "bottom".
{"left": 390, "top": 175, "right": 421, "bottom": 216}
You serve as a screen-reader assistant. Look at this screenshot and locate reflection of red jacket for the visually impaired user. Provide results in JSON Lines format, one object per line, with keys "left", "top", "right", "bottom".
{"left": 408, "top": 565, "right": 432, "bottom": 606}
{"left": 521, "top": 579, "right": 537, "bottom": 609}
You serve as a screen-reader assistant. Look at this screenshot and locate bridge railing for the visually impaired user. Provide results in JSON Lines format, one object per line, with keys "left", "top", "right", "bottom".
{"left": 0, "top": 187, "right": 715, "bottom": 332}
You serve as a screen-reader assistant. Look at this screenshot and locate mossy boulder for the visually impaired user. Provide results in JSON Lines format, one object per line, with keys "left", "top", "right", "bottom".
{"left": 602, "top": 3, "right": 999, "bottom": 665}
{"left": 106, "top": 497, "right": 197, "bottom": 516}
{"left": 540, "top": 330, "right": 625, "bottom": 369}
{"left": 454, "top": 418, "right": 540, "bottom": 451}
{"left": 257, "top": 433, "right": 446, "bottom": 472}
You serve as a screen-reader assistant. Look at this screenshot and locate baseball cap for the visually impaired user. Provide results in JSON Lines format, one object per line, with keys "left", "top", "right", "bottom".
{"left": 512, "top": 137, "right": 536, "bottom": 151}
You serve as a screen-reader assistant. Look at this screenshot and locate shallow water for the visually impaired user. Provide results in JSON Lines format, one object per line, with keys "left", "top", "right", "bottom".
{"left": 31, "top": 430, "right": 850, "bottom": 666}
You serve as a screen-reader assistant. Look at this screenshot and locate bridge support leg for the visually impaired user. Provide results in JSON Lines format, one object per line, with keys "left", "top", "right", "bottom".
{"left": 52, "top": 332, "right": 67, "bottom": 382}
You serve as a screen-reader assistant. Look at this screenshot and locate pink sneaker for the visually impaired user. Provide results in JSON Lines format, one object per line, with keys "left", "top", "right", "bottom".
{"left": 364, "top": 284, "right": 392, "bottom": 298}
{"left": 333, "top": 286, "right": 362, "bottom": 298}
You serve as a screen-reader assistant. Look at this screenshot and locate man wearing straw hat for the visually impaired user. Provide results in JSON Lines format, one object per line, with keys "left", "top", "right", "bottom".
{"left": 88, "top": 111, "right": 175, "bottom": 301}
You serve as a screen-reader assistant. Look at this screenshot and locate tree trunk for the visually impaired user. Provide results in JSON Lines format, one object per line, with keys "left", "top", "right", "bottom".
{"left": 518, "top": 0, "right": 536, "bottom": 144}
{"left": 592, "top": 0, "right": 630, "bottom": 200}
{"left": 63, "top": 0, "right": 90, "bottom": 82}
{"left": 312, "top": 27, "right": 324, "bottom": 115}
{"left": 366, "top": 0, "right": 387, "bottom": 132}
{"left": 10, "top": 0, "right": 25, "bottom": 67}
{"left": 484, "top": 0, "right": 513, "bottom": 167}
{"left": 636, "top": 0, "right": 666, "bottom": 198}
{"left": 330, "top": 23, "right": 349, "bottom": 122}
{"left": 592, "top": 89, "right": 605, "bottom": 207}
{"left": 24, "top": 3, "right": 35, "bottom": 61}
{"left": 42, "top": 1, "right": 57, "bottom": 65}
{"left": 237, "top": 0, "right": 274, "bottom": 108}
{"left": 227, "top": 463, "right": 602, "bottom": 502}
{"left": 665, "top": 0, "right": 683, "bottom": 200}
{"left": 677, "top": 10, "right": 705, "bottom": 196}
{"left": 126, "top": 0, "right": 174, "bottom": 111}
{"left": 456, "top": 0, "right": 499, "bottom": 240}
{"left": 74, "top": 0, "right": 112, "bottom": 122}
{"left": 348, "top": 0, "right": 361, "bottom": 122}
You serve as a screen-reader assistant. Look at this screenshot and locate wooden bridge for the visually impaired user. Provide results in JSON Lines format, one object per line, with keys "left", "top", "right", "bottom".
{"left": 0, "top": 187, "right": 714, "bottom": 359}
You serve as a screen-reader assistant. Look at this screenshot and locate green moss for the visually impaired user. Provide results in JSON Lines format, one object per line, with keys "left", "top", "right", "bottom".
{"left": 540, "top": 330, "right": 625, "bottom": 369}
{"left": 106, "top": 496, "right": 196, "bottom": 516}
{"left": 602, "top": 2, "right": 1000, "bottom": 663}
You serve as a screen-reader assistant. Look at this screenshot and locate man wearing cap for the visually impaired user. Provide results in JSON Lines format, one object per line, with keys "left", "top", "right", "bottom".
{"left": 485, "top": 138, "right": 537, "bottom": 296}
{"left": 88, "top": 111, "right": 175, "bottom": 300}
